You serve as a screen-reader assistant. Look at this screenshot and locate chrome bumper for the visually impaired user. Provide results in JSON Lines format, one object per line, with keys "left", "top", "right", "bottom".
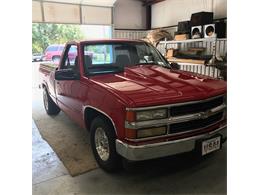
{"left": 116, "top": 125, "right": 227, "bottom": 161}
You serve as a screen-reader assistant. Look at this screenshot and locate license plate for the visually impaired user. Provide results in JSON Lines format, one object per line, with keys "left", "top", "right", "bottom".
{"left": 202, "top": 136, "right": 221, "bottom": 155}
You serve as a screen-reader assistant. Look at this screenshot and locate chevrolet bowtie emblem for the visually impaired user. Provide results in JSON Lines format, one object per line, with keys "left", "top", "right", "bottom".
{"left": 200, "top": 110, "right": 211, "bottom": 119}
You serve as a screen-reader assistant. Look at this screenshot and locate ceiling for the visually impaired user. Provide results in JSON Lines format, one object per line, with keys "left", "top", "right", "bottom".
{"left": 32, "top": 0, "right": 164, "bottom": 24}
{"left": 138, "top": 0, "right": 166, "bottom": 6}
{"left": 35, "top": 0, "right": 117, "bottom": 7}
{"left": 32, "top": 0, "right": 115, "bottom": 24}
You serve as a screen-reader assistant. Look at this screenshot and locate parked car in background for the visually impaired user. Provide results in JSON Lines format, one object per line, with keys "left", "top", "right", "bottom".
{"left": 32, "top": 53, "right": 43, "bottom": 62}
{"left": 42, "top": 44, "right": 64, "bottom": 62}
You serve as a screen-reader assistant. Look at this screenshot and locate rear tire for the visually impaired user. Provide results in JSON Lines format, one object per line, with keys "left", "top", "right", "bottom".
{"left": 90, "top": 116, "right": 122, "bottom": 172}
{"left": 43, "top": 87, "right": 60, "bottom": 115}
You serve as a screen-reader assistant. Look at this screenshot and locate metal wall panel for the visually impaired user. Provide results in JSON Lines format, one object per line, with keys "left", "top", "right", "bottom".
{"left": 157, "top": 39, "right": 227, "bottom": 57}
{"left": 113, "top": 30, "right": 147, "bottom": 39}
{"left": 179, "top": 64, "right": 221, "bottom": 79}
{"left": 113, "top": 26, "right": 177, "bottom": 40}
{"left": 213, "top": 0, "right": 227, "bottom": 19}
{"left": 114, "top": 0, "right": 147, "bottom": 29}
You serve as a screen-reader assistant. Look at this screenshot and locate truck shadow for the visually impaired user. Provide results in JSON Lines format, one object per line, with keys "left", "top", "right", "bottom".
{"left": 103, "top": 147, "right": 227, "bottom": 194}
{"left": 122, "top": 150, "right": 215, "bottom": 175}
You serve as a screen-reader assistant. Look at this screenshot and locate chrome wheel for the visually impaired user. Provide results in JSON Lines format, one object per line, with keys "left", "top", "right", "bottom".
{"left": 95, "top": 127, "right": 110, "bottom": 161}
{"left": 43, "top": 89, "right": 48, "bottom": 111}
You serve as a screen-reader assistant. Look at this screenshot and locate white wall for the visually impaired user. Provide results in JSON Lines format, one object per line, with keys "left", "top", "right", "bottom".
{"left": 152, "top": 0, "right": 227, "bottom": 28}
{"left": 114, "top": 0, "right": 147, "bottom": 29}
{"left": 213, "top": 0, "right": 227, "bottom": 19}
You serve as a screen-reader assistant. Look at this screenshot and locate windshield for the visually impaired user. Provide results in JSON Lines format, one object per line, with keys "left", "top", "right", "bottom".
{"left": 83, "top": 41, "right": 169, "bottom": 75}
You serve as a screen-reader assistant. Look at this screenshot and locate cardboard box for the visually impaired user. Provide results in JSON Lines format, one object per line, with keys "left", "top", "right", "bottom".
{"left": 174, "top": 34, "right": 189, "bottom": 41}
{"left": 166, "top": 48, "right": 178, "bottom": 58}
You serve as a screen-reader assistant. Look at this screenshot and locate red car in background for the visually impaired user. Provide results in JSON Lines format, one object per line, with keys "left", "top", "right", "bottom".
{"left": 42, "top": 44, "right": 64, "bottom": 62}
{"left": 42, "top": 44, "right": 81, "bottom": 63}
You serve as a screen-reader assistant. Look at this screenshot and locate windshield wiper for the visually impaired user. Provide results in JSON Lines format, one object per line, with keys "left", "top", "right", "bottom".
{"left": 168, "top": 62, "right": 180, "bottom": 70}
{"left": 135, "top": 62, "right": 159, "bottom": 66}
{"left": 87, "top": 65, "right": 124, "bottom": 75}
{"left": 134, "top": 62, "right": 176, "bottom": 70}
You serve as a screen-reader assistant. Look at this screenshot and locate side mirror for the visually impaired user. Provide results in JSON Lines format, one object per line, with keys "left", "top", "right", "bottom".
{"left": 170, "top": 62, "right": 180, "bottom": 70}
{"left": 55, "top": 69, "right": 80, "bottom": 80}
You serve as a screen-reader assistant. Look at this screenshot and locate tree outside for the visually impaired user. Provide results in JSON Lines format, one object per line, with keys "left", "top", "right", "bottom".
{"left": 32, "top": 23, "right": 85, "bottom": 53}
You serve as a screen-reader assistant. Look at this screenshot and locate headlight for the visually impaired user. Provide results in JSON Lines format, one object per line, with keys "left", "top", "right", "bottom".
{"left": 137, "top": 126, "right": 167, "bottom": 138}
{"left": 136, "top": 109, "right": 167, "bottom": 121}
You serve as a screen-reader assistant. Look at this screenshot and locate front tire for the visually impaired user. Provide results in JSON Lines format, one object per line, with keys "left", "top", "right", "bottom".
{"left": 90, "top": 116, "right": 122, "bottom": 172}
{"left": 43, "top": 87, "right": 60, "bottom": 115}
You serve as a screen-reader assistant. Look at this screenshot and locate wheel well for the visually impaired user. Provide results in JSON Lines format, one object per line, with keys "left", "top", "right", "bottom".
{"left": 84, "top": 107, "right": 115, "bottom": 133}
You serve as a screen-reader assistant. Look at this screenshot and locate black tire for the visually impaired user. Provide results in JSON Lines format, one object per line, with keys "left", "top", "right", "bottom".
{"left": 90, "top": 116, "right": 122, "bottom": 172}
{"left": 43, "top": 87, "right": 60, "bottom": 115}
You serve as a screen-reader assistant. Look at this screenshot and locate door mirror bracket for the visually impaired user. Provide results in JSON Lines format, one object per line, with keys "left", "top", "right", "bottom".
{"left": 55, "top": 69, "right": 80, "bottom": 80}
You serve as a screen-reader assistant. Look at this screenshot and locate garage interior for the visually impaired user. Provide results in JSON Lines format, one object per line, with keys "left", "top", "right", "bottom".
{"left": 32, "top": 0, "right": 227, "bottom": 194}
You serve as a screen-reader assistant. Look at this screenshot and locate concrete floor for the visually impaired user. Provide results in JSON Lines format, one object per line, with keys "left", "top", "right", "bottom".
{"left": 32, "top": 62, "right": 227, "bottom": 195}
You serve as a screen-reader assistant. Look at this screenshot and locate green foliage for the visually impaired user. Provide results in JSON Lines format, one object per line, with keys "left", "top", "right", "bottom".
{"left": 32, "top": 23, "right": 85, "bottom": 53}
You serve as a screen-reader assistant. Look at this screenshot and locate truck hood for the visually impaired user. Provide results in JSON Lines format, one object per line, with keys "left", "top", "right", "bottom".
{"left": 91, "top": 65, "right": 227, "bottom": 107}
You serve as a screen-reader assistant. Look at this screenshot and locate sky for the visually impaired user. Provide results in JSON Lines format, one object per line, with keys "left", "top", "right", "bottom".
{"left": 80, "top": 25, "right": 112, "bottom": 39}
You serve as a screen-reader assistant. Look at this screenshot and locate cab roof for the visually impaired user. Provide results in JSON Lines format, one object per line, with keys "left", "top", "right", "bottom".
{"left": 79, "top": 39, "right": 146, "bottom": 45}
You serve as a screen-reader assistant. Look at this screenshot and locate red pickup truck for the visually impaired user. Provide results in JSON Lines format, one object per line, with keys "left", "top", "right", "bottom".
{"left": 39, "top": 39, "right": 227, "bottom": 172}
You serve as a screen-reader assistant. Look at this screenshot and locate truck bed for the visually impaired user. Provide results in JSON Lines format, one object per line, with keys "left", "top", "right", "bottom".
{"left": 39, "top": 62, "right": 58, "bottom": 74}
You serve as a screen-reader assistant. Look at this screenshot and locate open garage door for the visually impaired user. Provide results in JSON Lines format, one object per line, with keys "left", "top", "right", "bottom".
{"left": 32, "top": 0, "right": 116, "bottom": 25}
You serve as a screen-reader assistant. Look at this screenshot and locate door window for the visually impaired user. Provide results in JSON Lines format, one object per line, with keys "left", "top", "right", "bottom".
{"left": 61, "top": 45, "right": 78, "bottom": 71}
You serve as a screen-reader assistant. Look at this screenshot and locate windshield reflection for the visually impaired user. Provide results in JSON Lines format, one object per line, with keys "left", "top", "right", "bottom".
{"left": 83, "top": 41, "right": 169, "bottom": 75}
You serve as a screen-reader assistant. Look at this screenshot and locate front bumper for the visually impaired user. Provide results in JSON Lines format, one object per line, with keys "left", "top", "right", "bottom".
{"left": 116, "top": 125, "right": 227, "bottom": 161}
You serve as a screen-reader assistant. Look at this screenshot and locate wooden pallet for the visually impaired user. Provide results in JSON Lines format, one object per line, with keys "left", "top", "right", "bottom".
{"left": 167, "top": 57, "right": 205, "bottom": 65}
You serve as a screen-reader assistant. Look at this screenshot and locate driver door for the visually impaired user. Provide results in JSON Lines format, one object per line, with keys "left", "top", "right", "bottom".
{"left": 55, "top": 44, "right": 83, "bottom": 124}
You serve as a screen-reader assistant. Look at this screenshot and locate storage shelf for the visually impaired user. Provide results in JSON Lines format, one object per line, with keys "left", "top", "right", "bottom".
{"left": 160, "top": 37, "right": 227, "bottom": 44}
{"left": 157, "top": 38, "right": 227, "bottom": 80}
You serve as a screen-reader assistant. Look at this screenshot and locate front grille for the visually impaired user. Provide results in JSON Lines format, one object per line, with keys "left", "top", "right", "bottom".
{"left": 169, "top": 112, "right": 224, "bottom": 134}
{"left": 170, "top": 96, "right": 224, "bottom": 116}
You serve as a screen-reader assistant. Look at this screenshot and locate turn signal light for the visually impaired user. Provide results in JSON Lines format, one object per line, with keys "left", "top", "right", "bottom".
{"left": 125, "top": 128, "right": 136, "bottom": 139}
{"left": 137, "top": 126, "right": 166, "bottom": 138}
{"left": 126, "top": 110, "right": 136, "bottom": 122}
